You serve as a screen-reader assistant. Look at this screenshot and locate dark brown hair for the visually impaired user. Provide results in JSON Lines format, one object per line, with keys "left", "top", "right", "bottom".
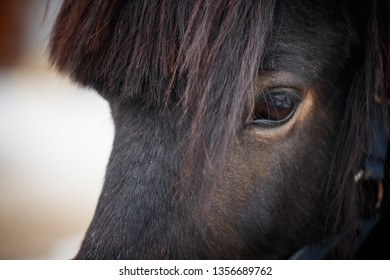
{"left": 50, "top": 0, "right": 276, "bottom": 199}
{"left": 50, "top": 0, "right": 390, "bottom": 258}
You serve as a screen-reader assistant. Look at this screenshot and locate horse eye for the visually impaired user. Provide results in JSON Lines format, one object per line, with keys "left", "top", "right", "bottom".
{"left": 252, "top": 88, "right": 301, "bottom": 126}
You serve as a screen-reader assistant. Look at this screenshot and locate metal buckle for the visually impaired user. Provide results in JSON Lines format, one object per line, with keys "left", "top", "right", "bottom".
{"left": 374, "top": 94, "right": 390, "bottom": 106}
{"left": 354, "top": 170, "right": 384, "bottom": 209}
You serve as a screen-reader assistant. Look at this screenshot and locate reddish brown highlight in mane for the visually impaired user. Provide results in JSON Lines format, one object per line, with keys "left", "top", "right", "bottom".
{"left": 50, "top": 0, "right": 276, "bottom": 196}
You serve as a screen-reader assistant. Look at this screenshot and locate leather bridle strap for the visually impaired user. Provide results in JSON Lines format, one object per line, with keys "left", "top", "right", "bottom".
{"left": 289, "top": 214, "right": 381, "bottom": 260}
{"left": 290, "top": 101, "right": 389, "bottom": 260}
{"left": 354, "top": 101, "right": 388, "bottom": 208}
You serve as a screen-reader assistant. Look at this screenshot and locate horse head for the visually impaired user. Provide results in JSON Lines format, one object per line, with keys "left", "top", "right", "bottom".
{"left": 49, "top": 0, "right": 390, "bottom": 259}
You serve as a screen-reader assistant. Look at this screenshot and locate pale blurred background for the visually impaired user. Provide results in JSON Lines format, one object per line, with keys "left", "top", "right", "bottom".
{"left": 0, "top": 0, "right": 114, "bottom": 259}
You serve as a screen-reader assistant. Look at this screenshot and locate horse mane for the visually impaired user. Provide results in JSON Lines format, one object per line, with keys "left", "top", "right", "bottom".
{"left": 327, "top": 0, "right": 390, "bottom": 258}
{"left": 49, "top": 0, "right": 277, "bottom": 203}
{"left": 49, "top": 0, "right": 390, "bottom": 258}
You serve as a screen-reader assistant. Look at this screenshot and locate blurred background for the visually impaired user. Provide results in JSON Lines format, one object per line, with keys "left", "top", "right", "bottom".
{"left": 0, "top": 0, "right": 114, "bottom": 259}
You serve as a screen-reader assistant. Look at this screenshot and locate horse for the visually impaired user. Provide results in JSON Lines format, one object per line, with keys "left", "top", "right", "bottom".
{"left": 49, "top": 0, "right": 390, "bottom": 259}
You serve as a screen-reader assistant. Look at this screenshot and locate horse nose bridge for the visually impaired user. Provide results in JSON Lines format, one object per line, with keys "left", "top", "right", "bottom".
{"left": 109, "top": 103, "right": 188, "bottom": 189}
{"left": 79, "top": 104, "right": 198, "bottom": 258}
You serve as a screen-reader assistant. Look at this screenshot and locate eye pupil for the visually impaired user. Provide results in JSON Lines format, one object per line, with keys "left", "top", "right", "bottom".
{"left": 253, "top": 89, "right": 300, "bottom": 125}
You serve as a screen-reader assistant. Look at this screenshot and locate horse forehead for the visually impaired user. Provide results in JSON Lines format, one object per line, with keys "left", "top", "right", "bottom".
{"left": 263, "top": 1, "right": 349, "bottom": 81}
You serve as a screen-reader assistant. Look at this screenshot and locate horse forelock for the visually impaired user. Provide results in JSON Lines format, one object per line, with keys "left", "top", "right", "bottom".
{"left": 49, "top": 0, "right": 278, "bottom": 198}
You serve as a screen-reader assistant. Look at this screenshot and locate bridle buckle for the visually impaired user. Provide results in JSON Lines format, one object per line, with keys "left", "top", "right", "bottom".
{"left": 354, "top": 170, "right": 384, "bottom": 209}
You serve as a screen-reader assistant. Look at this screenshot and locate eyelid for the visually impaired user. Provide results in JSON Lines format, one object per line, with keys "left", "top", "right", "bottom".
{"left": 254, "top": 72, "right": 306, "bottom": 111}
{"left": 252, "top": 87, "right": 302, "bottom": 127}
{"left": 255, "top": 71, "right": 307, "bottom": 91}
{"left": 257, "top": 87, "right": 302, "bottom": 104}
